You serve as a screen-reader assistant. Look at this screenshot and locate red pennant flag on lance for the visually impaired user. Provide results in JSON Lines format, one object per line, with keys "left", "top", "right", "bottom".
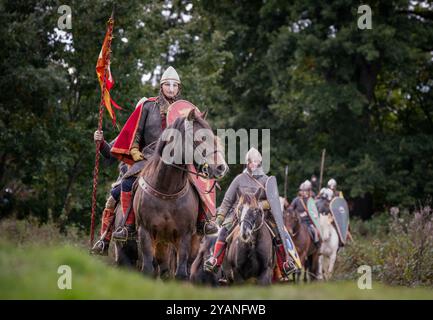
{"left": 95, "top": 12, "right": 122, "bottom": 126}
{"left": 90, "top": 10, "right": 120, "bottom": 248}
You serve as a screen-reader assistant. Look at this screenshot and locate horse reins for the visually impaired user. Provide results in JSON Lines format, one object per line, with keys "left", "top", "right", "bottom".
{"left": 240, "top": 208, "right": 265, "bottom": 233}
{"left": 166, "top": 162, "right": 221, "bottom": 193}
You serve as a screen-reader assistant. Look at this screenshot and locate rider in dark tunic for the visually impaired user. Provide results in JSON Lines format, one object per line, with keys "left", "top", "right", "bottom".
{"left": 327, "top": 178, "right": 343, "bottom": 198}
{"left": 109, "top": 66, "right": 180, "bottom": 240}
{"left": 323, "top": 182, "right": 350, "bottom": 247}
{"left": 203, "top": 148, "right": 298, "bottom": 278}
{"left": 288, "top": 182, "right": 321, "bottom": 247}
{"left": 303, "top": 179, "right": 316, "bottom": 198}
{"left": 111, "top": 67, "right": 217, "bottom": 240}
{"left": 315, "top": 187, "right": 333, "bottom": 216}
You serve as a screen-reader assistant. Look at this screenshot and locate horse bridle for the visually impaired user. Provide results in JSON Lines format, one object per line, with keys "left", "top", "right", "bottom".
{"left": 165, "top": 148, "right": 224, "bottom": 180}
{"left": 288, "top": 210, "right": 301, "bottom": 237}
{"left": 239, "top": 207, "right": 265, "bottom": 233}
{"left": 164, "top": 118, "right": 225, "bottom": 193}
{"left": 160, "top": 146, "right": 222, "bottom": 194}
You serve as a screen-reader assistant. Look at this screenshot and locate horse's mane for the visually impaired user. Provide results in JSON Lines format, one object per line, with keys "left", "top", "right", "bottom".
{"left": 238, "top": 192, "right": 259, "bottom": 208}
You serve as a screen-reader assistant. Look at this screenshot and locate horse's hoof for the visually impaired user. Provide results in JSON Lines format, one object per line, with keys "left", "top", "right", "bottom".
{"left": 175, "top": 273, "right": 189, "bottom": 281}
{"left": 160, "top": 270, "right": 171, "bottom": 281}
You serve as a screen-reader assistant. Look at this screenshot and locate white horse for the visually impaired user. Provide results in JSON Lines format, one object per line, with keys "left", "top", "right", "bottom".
{"left": 318, "top": 214, "right": 339, "bottom": 280}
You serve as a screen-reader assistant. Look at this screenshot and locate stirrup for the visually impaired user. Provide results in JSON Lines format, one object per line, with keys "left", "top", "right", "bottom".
{"left": 203, "top": 257, "right": 218, "bottom": 273}
{"left": 90, "top": 239, "right": 108, "bottom": 255}
{"left": 112, "top": 226, "right": 129, "bottom": 242}
{"left": 203, "top": 220, "right": 218, "bottom": 235}
{"left": 283, "top": 260, "right": 297, "bottom": 277}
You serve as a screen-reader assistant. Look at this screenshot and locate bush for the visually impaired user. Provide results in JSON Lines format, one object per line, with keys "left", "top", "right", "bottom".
{"left": 349, "top": 212, "right": 390, "bottom": 239}
{"left": 0, "top": 216, "right": 87, "bottom": 248}
{"left": 335, "top": 206, "right": 433, "bottom": 287}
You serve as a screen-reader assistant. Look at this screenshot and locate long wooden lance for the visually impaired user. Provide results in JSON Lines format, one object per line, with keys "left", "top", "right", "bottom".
{"left": 319, "top": 148, "right": 326, "bottom": 191}
{"left": 90, "top": 12, "right": 115, "bottom": 248}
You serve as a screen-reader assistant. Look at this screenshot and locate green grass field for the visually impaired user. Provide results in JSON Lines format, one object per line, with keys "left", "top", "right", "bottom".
{"left": 1, "top": 241, "right": 432, "bottom": 300}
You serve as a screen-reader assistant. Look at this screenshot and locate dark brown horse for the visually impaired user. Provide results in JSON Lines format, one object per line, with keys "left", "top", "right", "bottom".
{"left": 223, "top": 193, "right": 275, "bottom": 285}
{"left": 134, "top": 109, "right": 228, "bottom": 280}
{"left": 283, "top": 199, "right": 320, "bottom": 282}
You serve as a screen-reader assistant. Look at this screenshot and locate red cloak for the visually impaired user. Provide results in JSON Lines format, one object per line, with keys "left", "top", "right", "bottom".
{"left": 110, "top": 97, "right": 157, "bottom": 165}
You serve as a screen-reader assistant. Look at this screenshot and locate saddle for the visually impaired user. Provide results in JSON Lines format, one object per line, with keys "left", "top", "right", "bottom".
{"left": 304, "top": 222, "right": 320, "bottom": 244}
{"left": 122, "top": 144, "right": 156, "bottom": 179}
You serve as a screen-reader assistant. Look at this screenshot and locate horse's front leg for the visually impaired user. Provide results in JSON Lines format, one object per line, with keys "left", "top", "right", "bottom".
{"left": 303, "top": 256, "right": 311, "bottom": 282}
{"left": 309, "top": 252, "right": 321, "bottom": 281}
{"left": 293, "top": 269, "right": 302, "bottom": 283}
{"left": 326, "top": 251, "right": 337, "bottom": 280}
{"left": 155, "top": 243, "right": 172, "bottom": 280}
{"left": 188, "top": 234, "right": 201, "bottom": 273}
{"left": 138, "top": 225, "right": 154, "bottom": 277}
{"left": 175, "top": 233, "right": 192, "bottom": 280}
{"left": 232, "top": 268, "right": 245, "bottom": 284}
{"left": 257, "top": 268, "right": 273, "bottom": 286}
{"left": 317, "top": 254, "right": 324, "bottom": 280}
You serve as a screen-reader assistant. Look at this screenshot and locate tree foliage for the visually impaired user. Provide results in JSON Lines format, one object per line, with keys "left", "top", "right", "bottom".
{"left": 0, "top": 0, "right": 432, "bottom": 227}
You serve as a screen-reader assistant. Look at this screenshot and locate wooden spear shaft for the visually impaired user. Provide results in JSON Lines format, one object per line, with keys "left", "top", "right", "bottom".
{"left": 319, "top": 149, "right": 326, "bottom": 191}
{"left": 90, "top": 16, "right": 114, "bottom": 248}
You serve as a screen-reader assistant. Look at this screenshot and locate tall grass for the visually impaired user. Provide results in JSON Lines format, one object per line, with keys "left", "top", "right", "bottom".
{"left": 2, "top": 205, "right": 433, "bottom": 289}
{"left": 0, "top": 216, "right": 87, "bottom": 248}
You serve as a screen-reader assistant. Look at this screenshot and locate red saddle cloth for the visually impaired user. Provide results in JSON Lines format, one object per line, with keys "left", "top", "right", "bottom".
{"left": 188, "top": 165, "right": 217, "bottom": 217}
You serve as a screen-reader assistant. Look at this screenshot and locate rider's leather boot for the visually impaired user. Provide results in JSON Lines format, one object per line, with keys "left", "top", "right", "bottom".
{"left": 90, "top": 206, "right": 115, "bottom": 255}
{"left": 196, "top": 211, "right": 218, "bottom": 235}
{"left": 197, "top": 219, "right": 218, "bottom": 235}
{"left": 203, "top": 240, "right": 226, "bottom": 273}
{"left": 112, "top": 191, "right": 135, "bottom": 241}
{"left": 275, "top": 242, "right": 297, "bottom": 278}
{"left": 112, "top": 224, "right": 135, "bottom": 241}
{"left": 313, "top": 228, "right": 321, "bottom": 247}
{"left": 282, "top": 259, "right": 297, "bottom": 277}
{"left": 308, "top": 224, "right": 321, "bottom": 247}
{"left": 101, "top": 207, "right": 115, "bottom": 239}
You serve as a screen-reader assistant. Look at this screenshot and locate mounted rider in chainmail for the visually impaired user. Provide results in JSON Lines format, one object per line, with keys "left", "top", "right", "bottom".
{"left": 203, "top": 148, "right": 298, "bottom": 278}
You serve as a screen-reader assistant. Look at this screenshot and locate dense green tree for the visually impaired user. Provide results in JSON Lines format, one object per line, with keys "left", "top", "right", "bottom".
{"left": 0, "top": 0, "right": 231, "bottom": 227}
{"left": 198, "top": 0, "right": 433, "bottom": 212}
{"left": 1, "top": 0, "right": 432, "bottom": 227}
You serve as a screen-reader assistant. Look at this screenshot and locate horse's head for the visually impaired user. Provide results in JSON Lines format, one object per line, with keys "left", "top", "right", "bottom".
{"left": 187, "top": 109, "right": 228, "bottom": 179}
{"left": 237, "top": 192, "right": 263, "bottom": 243}
{"left": 285, "top": 207, "right": 300, "bottom": 236}
{"left": 281, "top": 197, "right": 294, "bottom": 234}
{"left": 161, "top": 108, "right": 228, "bottom": 180}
